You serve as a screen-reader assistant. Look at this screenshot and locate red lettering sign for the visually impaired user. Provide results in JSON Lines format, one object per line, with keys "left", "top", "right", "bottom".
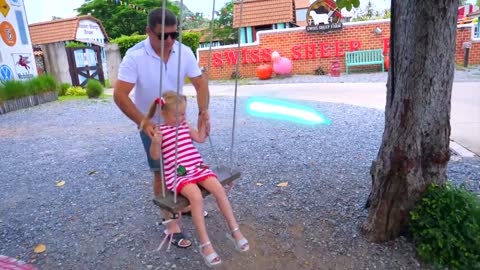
{"left": 212, "top": 53, "right": 223, "bottom": 67}
{"left": 225, "top": 51, "right": 238, "bottom": 65}
{"left": 349, "top": 41, "right": 361, "bottom": 51}
{"left": 291, "top": 45, "right": 302, "bottom": 60}
{"left": 320, "top": 42, "right": 331, "bottom": 58}
{"left": 334, "top": 41, "right": 346, "bottom": 57}
{"left": 305, "top": 44, "right": 316, "bottom": 59}
{"left": 207, "top": 40, "right": 369, "bottom": 66}
{"left": 250, "top": 49, "right": 260, "bottom": 63}
{"left": 262, "top": 48, "right": 272, "bottom": 62}
{"left": 242, "top": 48, "right": 249, "bottom": 64}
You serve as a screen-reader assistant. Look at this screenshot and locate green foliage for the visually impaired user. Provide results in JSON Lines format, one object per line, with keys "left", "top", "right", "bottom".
{"left": 212, "top": 0, "right": 237, "bottom": 45}
{"left": 75, "top": 0, "right": 180, "bottom": 39}
{"left": 110, "top": 34, "right": 147, "bottom": 57}
{"left": 181, "top": 31, "right": 200, "bottom": 55}
{"left": 65, "top": 41, "right": 87, "bottom": 48}
{"left": 410, "top": 183, "right": 480, "bottom": 270}
{"left": 0, "top": 80, "right": 27, "bottom": 101}
{"left": 215, "top": 0, "right": 233, "bottom": 27}
{"left": 85, "top": 79, "right": 104, "bottom": 98}
{"left": 59, "top": 83, "right": 72, "bottom": 96}
{"left": 336, "top": 0, "right": 361, "bottom": 11}
{"left": 314, "top": 66, "right": 326, "bottom": 75}
{"left": 0, "top": 75, "right": 58, "bottom": 101}
{"left": 65, "top": 86, "right": 87, "bottom": 96}
{"left": 111, "top": 32, "right": 200, "bottom": 57}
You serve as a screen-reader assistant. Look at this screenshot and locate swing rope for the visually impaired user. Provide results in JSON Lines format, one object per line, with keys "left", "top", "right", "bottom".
{"left": 205, "top": 0, "right": 222, "bottom": 169}
{"left": 172, "top": 0, "right": 185, "bottom": 205}
{"left": 158, "top": 0, "right": 167, "bottom": 199}
{"left": 229, "top": 0, "right": 244, "bottom": 170}
{"left": 155, "top": 0, "right": 185, "bottom": 251}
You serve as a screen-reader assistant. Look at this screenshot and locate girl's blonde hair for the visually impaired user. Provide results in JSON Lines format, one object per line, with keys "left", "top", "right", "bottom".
{"left": 145, "top": 91, "right": 187, "bottom": 120}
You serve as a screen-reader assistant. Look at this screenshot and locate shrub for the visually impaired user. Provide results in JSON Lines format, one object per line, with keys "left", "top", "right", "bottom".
{"left": 410, "top": 183, "right": 480, "bottom": 270}
{"left": 59, "top": 83, "right": 71, "bottom": 96}
{"left": 181, "top": 32, "right": 201, "bottom": 56}
{"left": 315, "top": 66, "right": 326, "bottom": 75}
{"left": 65, "top": 86, "right": 87, "bottom": 96}
{"left": 111, "top": 32, "right": 201, "bottom": 58}
{"left": 85, "top": 79, "right": 103, "bottom": 98}
{"left": 0, "top": 75, "right": 58, "bottom": 101}
{"left": 0, "top": 80, "right": 28, "bottom": 101}
{"left": 65, "top": 41, "right": 87, "bottom": 48}
{"left": 110, "top": 34, "right": 147, "bottom": 58}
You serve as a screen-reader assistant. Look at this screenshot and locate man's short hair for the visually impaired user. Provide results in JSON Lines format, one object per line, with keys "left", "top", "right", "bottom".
{"left": 148, "top": 8, "right": 177, "bottom": 29}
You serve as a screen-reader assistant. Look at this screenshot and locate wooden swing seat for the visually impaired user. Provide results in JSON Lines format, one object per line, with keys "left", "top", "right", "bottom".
{"left": 152, "top": 165, "right": 241, "bottom": 213}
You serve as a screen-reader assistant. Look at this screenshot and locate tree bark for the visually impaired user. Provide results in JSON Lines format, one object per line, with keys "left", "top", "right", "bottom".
{"left": 362, "top": 0, "right": 458, "bottom": 242}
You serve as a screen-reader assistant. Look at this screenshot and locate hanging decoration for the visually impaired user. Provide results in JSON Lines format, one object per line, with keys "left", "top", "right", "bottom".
{"left": 107, "top": 0, "right": 203, "bottom": 21}
{"left": 109, "top": 0, "right": 149, "bottom": 14}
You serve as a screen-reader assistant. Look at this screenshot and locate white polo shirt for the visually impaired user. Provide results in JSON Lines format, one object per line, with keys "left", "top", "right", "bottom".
{"left": 118, "top": 38, "right": 201, "bottom": 122}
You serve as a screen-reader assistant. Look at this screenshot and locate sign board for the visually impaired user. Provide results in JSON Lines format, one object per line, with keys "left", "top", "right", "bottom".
{"left": 0, "top": 0, "right": 37, "bottom": 81}
{"left": 75, "top": 19, "right": 106, "bottom": 44}
{"left": 306, "top": 0, "right": 343, "bottom": 33}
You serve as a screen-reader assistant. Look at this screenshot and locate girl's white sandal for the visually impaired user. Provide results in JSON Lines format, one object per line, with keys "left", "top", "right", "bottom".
{"left": 226, "top": 227, "right": 249, "bottom": 252}
{"left": 199, "top": 241, "right": 221, "bottom": 267}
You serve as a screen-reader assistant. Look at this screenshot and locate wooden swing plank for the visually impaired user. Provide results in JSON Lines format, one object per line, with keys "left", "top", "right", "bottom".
{"left": 152, "top": 165, "right": 241, "bottom": 213}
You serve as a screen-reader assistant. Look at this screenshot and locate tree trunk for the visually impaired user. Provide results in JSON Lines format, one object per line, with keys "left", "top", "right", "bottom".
{"left": 362, "top": 0, "right": 458, "bottom": 242}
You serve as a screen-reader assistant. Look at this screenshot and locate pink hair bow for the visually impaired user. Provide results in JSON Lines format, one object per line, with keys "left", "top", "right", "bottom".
{"left": 155, "top": 97, "right": 166, "bottom": 107}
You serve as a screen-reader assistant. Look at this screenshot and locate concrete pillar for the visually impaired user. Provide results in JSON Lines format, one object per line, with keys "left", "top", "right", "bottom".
{"left": 40, "top": 42, "right": 71, "bottom": 84}
{"left": 105, "top": 43, "right": 122, "bottom": 88}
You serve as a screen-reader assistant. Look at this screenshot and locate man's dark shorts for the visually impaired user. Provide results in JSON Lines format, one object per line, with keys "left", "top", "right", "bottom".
{"left": 139, "top": 131, "right": 161, "bottom": 171}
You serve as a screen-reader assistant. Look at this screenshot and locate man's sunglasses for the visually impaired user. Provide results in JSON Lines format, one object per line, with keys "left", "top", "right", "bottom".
{"left": 156, "top": 31, "right": 179, "bottom": 40}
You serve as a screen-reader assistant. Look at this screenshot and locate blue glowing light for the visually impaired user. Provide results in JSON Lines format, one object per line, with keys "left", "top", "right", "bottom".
{"left": 246, "top": 97, "right": 331, "bottom": 125}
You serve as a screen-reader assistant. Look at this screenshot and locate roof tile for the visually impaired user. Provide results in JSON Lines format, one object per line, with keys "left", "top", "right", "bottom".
{"left": 29, "top": 15, "right": 109, "bottom": 45}
{"left": 233, "top": 0, "right": 295, "bottom": 28}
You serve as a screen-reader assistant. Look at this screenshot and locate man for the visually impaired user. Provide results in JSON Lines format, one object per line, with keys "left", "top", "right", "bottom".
{"left": 113, "top": 8, "right": 210, "bottom": 248}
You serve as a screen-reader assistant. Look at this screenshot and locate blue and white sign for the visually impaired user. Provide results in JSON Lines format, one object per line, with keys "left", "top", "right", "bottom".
{"left": 0, "top": 64, "right": 14, "bottom": 81}
{"left": 8, "top": 0, "right": 21, "bottom": 7}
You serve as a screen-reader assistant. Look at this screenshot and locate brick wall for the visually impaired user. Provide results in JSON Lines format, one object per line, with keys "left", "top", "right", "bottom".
{"left": 198, "top": 20, "right": 480, "bottom": 80}
{"left": 456, "top": 25, "right": 480, "bottom": 66}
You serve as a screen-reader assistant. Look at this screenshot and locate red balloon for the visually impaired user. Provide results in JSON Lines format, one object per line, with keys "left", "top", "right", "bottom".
{"left": 256, "top": 64, "right": 273, "bottom": 80}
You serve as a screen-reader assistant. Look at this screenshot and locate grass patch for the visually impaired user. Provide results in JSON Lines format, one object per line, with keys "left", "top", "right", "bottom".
{"left": 0, "top": 75, "right": 57, "bottom": 101}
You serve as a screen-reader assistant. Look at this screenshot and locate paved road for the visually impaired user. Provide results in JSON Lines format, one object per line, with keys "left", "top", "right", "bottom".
{"left": 183, "top": 82, "right": 480, "bottom": 156}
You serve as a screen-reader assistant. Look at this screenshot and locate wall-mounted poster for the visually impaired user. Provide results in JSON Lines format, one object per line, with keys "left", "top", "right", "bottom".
{"left": 0, "top": 0, "right": 37, "bottom": 81}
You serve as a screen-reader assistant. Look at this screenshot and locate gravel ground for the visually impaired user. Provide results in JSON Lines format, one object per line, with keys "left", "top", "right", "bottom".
{"left": 0, "top": 93, "right": 479, "bottom": 270}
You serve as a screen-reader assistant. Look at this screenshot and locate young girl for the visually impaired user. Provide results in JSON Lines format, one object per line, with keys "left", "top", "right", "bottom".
{"left": 143, "top": 91, "right": 249, "bottom": 267}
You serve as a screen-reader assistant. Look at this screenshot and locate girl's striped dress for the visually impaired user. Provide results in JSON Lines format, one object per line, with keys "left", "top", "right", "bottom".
{"left": 159, "top": 122, "right": 216, "bottom": 193}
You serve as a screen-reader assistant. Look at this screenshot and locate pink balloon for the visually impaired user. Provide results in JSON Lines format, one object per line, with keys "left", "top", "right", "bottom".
{"left": 273, "top": 57, "right": 293, "bottom": 75}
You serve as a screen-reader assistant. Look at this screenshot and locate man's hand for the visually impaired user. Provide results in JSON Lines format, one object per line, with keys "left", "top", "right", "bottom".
{"left": 198, "top": 110, "right": 210, "bottom": 136}
{"left": 140, "top": 119, "right": 156, "bottom": 138}
{"left": 152, "top": 127, "right": 162, "bottom": 144}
